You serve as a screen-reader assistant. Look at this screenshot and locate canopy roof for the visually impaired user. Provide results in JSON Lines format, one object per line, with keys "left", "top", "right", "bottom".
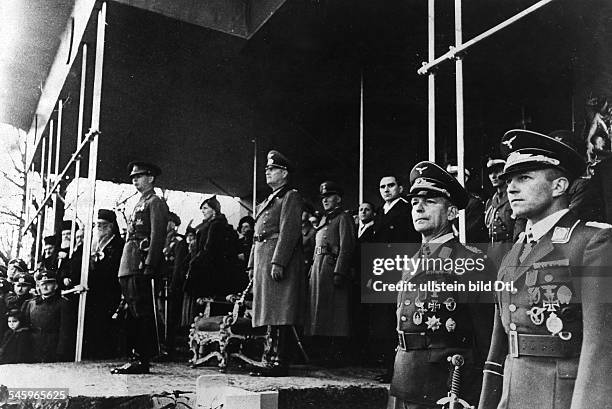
{"left": 4, "top": 0, "right": 607, "bottom": 207}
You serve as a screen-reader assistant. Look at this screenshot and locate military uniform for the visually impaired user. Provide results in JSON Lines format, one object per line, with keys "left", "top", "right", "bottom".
{"left": 5, "top": 273, "right": 35, "bottom": 311}
{"left": 478, "top": 129, "right": 612, "bottom": 409}
{"left": 389, "top": 162, "right": 494, "bottom": 409}
{"left": 22, "top": 271, "right": 75, "bottom": 362}
{"left": 114, "top": 162, "right": 168, "bottom": 374}
{"left": 305, "top": 182, "right": 356, "bottom": 337}
{"left": 248, "top": 150, "right": 304, "bottom": 376}
{"left": 485, "top": 189, "right": 514, "bottom": 243}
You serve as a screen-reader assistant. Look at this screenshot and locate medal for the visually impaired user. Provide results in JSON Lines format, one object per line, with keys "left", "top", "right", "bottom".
{"left": 413, "top": 311, "right": 423, "bottom": 325}
{"left": 546, "top": 312, "right": 563, "bottom": 335}
{"left": 445, "top": 318, "right": 456, "bottom": 332}
{"left": 428, "top": 300, "right": 441, "bottom": 312}
{"left": 527, "top": 287, "right": 541, "bottom": 305}
{"left": 426, "top": 315, "right": 441, "bottom": 331}
{"left": 415, "top": 297, "right": 425, "bottom": 308}
{"left": 557, "top": 285, "right": 572, "bottom": 304}
{"left": 526, "top": 306, "right": 546, "bottom": 325}
{"left": 443, "top": 297, "right": 457, "bottom": 311}
{"left": 525, "top": 270, "right": 538, "bottom": 287}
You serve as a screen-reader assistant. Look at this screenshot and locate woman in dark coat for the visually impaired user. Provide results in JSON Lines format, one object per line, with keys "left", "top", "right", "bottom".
{"left": 185, "top": 196, "right": 237, "bottom": 316}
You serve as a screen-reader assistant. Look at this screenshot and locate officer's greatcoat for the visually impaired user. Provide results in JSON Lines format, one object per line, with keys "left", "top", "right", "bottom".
{"left": 478, "top": 211, "right": 612, "bottom": 409}
{"left": 22, "top": 293, "right": 75, "bottom": 362}
{"left": 305, "top": 207, "right": 355, "bottom": 336}
{"left": 118, "top": 190, "right": 168, "bottom": 277}
{"left": 390, "top": 236, "right": 493, "bottom": 407}
{"left": 248, "top": 185, "right": 305, "bottom": 327}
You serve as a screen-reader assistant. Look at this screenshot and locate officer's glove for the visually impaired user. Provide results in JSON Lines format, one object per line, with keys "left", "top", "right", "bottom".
{"left": 143, "top": 265, "right": 155, "bottom": 277}
{"left": 270, "top": 264, "right": 284, "bottom": 281}
{"left": 333, "top": 273, "right": 344, "bottom": 287}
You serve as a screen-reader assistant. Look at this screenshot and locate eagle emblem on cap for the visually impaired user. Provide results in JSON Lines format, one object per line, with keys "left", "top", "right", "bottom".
{"left": 553, "top": 136, "right": 563, "bottom": 142}
{"left": 502, "top": 135, "right": 517, "bottom": 150}
{"left": 415, "top": 166, "right": 427, "bottom": 175}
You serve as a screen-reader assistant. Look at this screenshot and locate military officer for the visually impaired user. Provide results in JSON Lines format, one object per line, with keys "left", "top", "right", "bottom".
{"left": 484, "top": 158, "right": 516, "bottom": 268}
{"left": 6, "top": 272, "right": 35, "bottom": 311}
{"left": 447, "top": 164, "right": 488, "bottom": 244}
{"left": 305, "top": 181, "right": 356, "bottom": 365}
{"left": 478, "top": 129, "right": 612, "bottom": 409}
{"left": 247, "top": 150, "right": 305, "bottom": 376}
{"left": 112, "top": 161, "right": 169, "bottom": 374}
{"left": 389, "top": 161, "right": 494, "bottom": 409}
{"left": 22, "top": 270, "right": 76, "bottom": 362}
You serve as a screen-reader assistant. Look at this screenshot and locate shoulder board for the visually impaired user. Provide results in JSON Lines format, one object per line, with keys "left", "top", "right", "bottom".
{"left": 585, "top": 221, "right": 612, "bottom": 229}
{"left": 463, "top": 244, "right": 483, "bottom": 254}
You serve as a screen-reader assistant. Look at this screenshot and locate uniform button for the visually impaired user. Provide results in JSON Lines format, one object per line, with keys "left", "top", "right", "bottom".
{"left": 509, "top": 304, "right": 517, "bottom": 312}
{"left": 509, "top": 323, "right": 517, "bottom": 331}
{"left": 511, "top": 287, "right": 518, "bottom": 294}
{"left": 544, "top": 274, "right": 553, "bottom": 283}
{"left": 400, "top": 316, "right": 407, "bottom": 322}
{"left": 404, "top": 300, "right": 411, "bottom": 306}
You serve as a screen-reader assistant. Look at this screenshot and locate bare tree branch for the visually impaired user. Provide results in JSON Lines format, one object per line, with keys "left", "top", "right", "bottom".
{"left": 0, "top": 169, "right": 24, "bottom": 189}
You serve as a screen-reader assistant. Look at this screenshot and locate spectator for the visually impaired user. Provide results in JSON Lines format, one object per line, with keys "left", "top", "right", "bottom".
{"left": 237, "top": 215, "right": 255, "bottom": 267}
{"left": 5, "top": 273, "right": 35, "bottom": 311}
{"left": 301, "top": 204, "right": 316, "bottom": 277}
{"left": 6, "top": 259, "right": 28, "bottom": 283}
{"left": 0, "top": 309, "right": 34, "bottom": 364}
{"left": 22, "top": 270, "right": 75, "bottom": 362}
{"left": 38, "top": 235, "right": 59, "bottom": 272}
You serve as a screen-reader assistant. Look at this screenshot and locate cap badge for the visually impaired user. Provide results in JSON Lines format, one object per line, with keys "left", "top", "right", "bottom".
{"left": 502, "top": 135, "right": 517, "bottom": 149}
{"left": 553, "top": 136, "right": 563, "bottom": 142}
{"left": 415, "top": 166, "right": 427, "bottom": 175}
{"left": 267, "top": 158, "right": 274, "bottom": 166}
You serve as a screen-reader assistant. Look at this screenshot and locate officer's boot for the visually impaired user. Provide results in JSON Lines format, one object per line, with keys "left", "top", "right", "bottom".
{"left": 250, "top": 326, "right": 288, "bottom": 377}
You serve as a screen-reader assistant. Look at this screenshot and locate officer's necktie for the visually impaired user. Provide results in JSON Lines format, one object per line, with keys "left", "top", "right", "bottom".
{"left": 519, "top": 231, "right": 535, "bottom": 263}
{"left": 420, "top": 243, "right": 432, "bottom": 258}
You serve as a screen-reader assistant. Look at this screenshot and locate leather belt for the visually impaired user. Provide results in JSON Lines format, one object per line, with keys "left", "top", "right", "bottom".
{"left": 509, "top": 332, "right": 580, "bottom": 358}
{"left": 253, "top": 233, "right": 279, "bottom": 242}
{"left": 397, "top": 330, "right": 471, "bottom": 351}
{"left": 314, "top": 246, "right": 338, "bottom": 256}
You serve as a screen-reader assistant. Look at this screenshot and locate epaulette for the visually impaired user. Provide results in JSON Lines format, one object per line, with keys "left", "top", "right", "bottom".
{"left": 585, "top": 221, "right": 612, "bottom": 229}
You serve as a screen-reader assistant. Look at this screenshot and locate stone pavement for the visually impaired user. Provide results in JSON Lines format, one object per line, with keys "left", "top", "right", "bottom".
{"left": 0, "top": 361, "right": 389, "bottom": 408}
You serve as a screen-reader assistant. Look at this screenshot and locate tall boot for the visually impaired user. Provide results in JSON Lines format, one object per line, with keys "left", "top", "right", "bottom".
{"left": 250, "top": 325, "right": 288, "bottom": 377}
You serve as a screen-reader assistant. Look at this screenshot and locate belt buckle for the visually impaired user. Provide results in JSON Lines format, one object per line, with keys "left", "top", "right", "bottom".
{"left": 397, "top": 331, "right": 406, "bottom": 351}
{"left": 509, "top": 330, "right": 519, "bottom": 358}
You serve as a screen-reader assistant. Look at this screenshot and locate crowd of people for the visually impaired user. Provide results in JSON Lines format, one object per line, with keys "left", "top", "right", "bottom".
{"left": 1, "top": 121, "right": 612, "bottom": 407}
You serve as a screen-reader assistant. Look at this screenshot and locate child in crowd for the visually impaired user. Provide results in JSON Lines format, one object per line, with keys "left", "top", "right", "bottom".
{"left": 0, "top": 309, "right": 33, "bottom": 364}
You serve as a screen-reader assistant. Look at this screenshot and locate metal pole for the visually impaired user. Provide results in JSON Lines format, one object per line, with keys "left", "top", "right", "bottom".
{"left": 428, "top": 0, "right": 436, "bottom": 161}
{"left": 455, "top": 0, "right": 466, "bottom": 243}
{"left": 34, "top": 135, "right": 47, "bottom": 268}
{"left": 359, "top": 71, "right": 364, "bottom": 204}
{"left": 71, "top": 44, "right": 87, "bottom": 258}
{"left": 53, "top": 101, "right": 63, "bottom": 230}
{"left": 418, "top": 0, "right": 556, "bottom": 75}
{"left": 76, "top": 2, "right": 106, "bottom": 362}
{"left": 45, "top": 120, "right": 54, "bottom": 236}
{"left": 18, "top": 128, "right": 28, "bottom": 257}
{"left": 252, "top": 138, "right": 257, "bottom": 213}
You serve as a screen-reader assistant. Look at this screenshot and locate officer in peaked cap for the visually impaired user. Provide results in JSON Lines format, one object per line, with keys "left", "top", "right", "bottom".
{"left": 22, "top": 269, "right": 76, "bottom": 362}
{"left": 388, "top": 161, "right": 493, "bottom": 409}
{"left": 6, "top": 272, "right": 36, "bottom": 311}
{"left": 113, "top": 160, "right": 168, "bottom": 374}
{"left": 265, "top": 150, "right": 293, "bottom": 172}
{"left": 248, "top": 149, "right": 304, "bottom": 376}
{"left": 478, "top": 130, "right": 612, "bottom": 409}
{"left": 7, "top": 258, "right": 28, "bottom": 282}
{"left": 484, "top": 157, "right": 516, "bottom": 266}
{"left": 305, "top": 181, "right": 355, "bottom": 365}
{"left": 128, "top": 161, "right": 162, "bottom": 178}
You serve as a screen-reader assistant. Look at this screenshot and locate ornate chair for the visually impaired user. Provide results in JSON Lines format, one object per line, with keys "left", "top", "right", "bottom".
{"left": 188, "top": 280, "right": 268, "bottom": 369}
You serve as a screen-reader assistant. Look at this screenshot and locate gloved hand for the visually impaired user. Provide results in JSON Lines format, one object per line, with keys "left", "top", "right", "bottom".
{"left": 271, "top": 264, "right": 284, "bottom": 281}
